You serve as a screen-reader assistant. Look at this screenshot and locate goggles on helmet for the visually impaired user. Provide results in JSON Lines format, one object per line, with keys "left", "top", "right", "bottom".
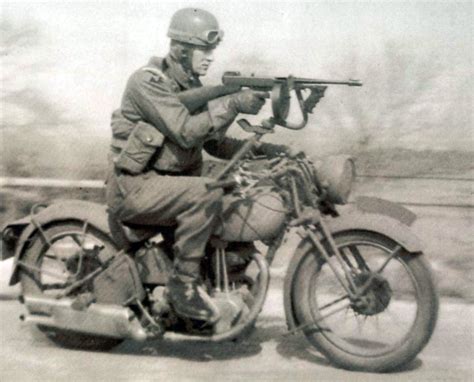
{"left": 168, "top": 28, "right": 224, "bottom": 47}
{"left": 200, "top": 29, "right": 224, "bottom": 45}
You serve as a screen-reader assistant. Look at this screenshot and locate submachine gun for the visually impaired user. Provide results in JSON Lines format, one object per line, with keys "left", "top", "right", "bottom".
{"left": 221, "top": 72, "right": 362, "bottom": 130}
{"left": 179, "top": 71, "right": 361, "bottom": 130}
{"left": 177, "top": 72, "right": 362, "bottom": 184}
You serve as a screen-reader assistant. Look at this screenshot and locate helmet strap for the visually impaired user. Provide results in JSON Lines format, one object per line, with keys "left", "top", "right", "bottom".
{"left": 169, "top": 40, "right": 200, "bottom": 82}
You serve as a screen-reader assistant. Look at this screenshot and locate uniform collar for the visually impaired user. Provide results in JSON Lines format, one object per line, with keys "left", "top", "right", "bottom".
{"left": 147, "top": 55, "right": 201, "bottom": 90}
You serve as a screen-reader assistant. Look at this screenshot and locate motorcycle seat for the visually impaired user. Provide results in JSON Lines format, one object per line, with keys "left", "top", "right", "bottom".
{"left": 108, "top": 213, "right": 157, "bottom": 249}
{"left": 122, "top": 222, "right": 157, "bottom": 243}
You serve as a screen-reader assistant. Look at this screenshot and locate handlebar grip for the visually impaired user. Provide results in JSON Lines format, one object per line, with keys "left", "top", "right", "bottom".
{"left": 237, "top": 119, "right": 275, "bottom": 134}
{"left": 237, "top": 119, "right": 252, "bottom": 131}
{"left": 206, "top": 179, "right": 238, "bottom": 190}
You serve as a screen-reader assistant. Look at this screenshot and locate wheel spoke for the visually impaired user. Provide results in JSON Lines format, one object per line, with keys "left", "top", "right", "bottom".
{"left": 18, "top": 261, "right": 68, "bottom": 281}
{"left": 43, "top": 253, "right": 65, "bottom": 262}
{"left": 362, "top": 315, "right": 370, "bottom": 333}
{"left": 287, "top": 302, "right": 351, "bottom": 336}
{"left": 376, "top": 245, "right": 402, "bottom": 274}
{"left": 71, "top": 234, "right": 83, "bottom": 247}
{"left": 374, "top": 314, "right": 381, "bottom": 333}
{"left": 347, "top": 245, "right": 371, "bottom": 271}
{"left": 340, "top": 248, "right": 357, "bottom": 270}
{"left": 354, "top": 312, "right": 364, "bottom": 335}
{"left": 384, "top": 306, "right": 405, "bottom": 328}
{"left": 41, "top": 282, "right": 70, "bottom": 290}
{"left": 319, "top": 294, "right": 349, "bottom": 311}
{"left": 69, "top": 222, "right": 89, "bottom": 277}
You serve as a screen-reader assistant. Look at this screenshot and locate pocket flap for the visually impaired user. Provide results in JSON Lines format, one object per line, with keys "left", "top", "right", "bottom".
{"left": 134, "top": 121, "right": 165, "bottom": 147}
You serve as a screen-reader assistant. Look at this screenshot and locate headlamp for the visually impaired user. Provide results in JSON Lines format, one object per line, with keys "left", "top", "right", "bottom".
{"left": 314, "top": 155, "right": 355, "bottom": 205}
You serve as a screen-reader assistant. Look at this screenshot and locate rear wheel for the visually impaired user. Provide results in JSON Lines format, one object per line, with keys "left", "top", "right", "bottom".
{"left": 19, "top": 221, "right": 124, "bottom": 350}
{"left": 291, "top": 231, "right": 438, "bottom": 372}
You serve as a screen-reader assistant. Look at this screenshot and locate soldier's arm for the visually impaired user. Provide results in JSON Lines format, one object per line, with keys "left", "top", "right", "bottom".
{"left": 127, "top": 71, "right": 237, "bottom": 149}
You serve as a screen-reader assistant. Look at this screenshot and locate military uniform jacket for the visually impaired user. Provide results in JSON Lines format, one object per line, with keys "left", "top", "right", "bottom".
{"left": 110, "top": 55, "right": 287, "bottom": 175}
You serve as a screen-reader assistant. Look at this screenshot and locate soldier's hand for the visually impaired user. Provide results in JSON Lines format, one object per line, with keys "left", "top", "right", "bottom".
{"left": 231, "top": 90, "right": 269, "bottom": 115}
{"left": 304, "top": 86, "right": 326, "bottom": 114}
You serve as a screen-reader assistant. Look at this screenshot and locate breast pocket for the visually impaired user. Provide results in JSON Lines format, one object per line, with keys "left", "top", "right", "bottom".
{"left": 114, "top": 121, "right": 165, "bottom": 175}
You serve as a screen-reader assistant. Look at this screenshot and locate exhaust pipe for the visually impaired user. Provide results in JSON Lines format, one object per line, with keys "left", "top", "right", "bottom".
{"left": 22, "top": 295, "right": 148, "bottom": 341}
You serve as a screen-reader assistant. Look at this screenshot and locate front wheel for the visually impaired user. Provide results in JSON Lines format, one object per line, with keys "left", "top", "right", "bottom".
{"left": 291, "top": 230, "right": 438, "bottom": 372}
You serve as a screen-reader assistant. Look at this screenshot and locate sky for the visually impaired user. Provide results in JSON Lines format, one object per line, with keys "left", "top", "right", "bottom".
{"left": 0, "top": 0, "right": 472, "bottom": 154}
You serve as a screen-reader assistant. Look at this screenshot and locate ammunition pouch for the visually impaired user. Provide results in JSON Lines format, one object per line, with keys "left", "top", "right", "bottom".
{"left": 114, "top": 121, "right": 165, "bottom": 175}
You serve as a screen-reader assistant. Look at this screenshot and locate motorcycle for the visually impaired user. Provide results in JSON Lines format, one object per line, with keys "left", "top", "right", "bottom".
{"left": 1, "top": 76, "right": 438, "bottom": 372}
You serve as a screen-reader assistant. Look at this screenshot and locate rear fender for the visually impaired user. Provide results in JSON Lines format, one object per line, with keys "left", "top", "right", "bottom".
{"left": 6, "top": 200, "right": 111, "bottom": 286}
{"left": 1, "top": 216, "right": 31, "bottom": 261}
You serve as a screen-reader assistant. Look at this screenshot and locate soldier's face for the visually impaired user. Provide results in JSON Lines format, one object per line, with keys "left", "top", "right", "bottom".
{"left": 191, "top": 48, "right": 215, "bottom": 76}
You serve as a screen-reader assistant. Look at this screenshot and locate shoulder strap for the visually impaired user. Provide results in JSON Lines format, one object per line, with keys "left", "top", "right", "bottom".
{"left": 141, "top": 66, "right": 166, "bottom": 78}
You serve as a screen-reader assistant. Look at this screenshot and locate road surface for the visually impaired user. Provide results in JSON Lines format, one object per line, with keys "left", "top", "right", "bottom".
{"left": 0, "top": 285, "right": 472, "bottom": 381}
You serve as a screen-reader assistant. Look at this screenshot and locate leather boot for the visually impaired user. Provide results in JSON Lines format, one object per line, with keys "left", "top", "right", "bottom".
{"left": 167, "top": 264, "right": 219, "bottom": 324}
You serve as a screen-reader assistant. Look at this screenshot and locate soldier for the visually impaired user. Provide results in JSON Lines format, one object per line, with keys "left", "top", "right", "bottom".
{"left": 106, "top": 8, "right": 290, "bottom": 323}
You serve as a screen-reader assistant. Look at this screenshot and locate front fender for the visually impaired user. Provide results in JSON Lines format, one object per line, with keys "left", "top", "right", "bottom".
{"left": 327, "top": 210, "right": 423, "bottom": 253}
{"left": 6, "top": 200, "right": 111, "bottom": 285}
{"left": 354, "top": 196, "right": 417, "bottom": 226}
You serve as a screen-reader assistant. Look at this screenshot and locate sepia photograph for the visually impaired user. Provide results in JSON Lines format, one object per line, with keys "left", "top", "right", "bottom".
{"left": 0, "top": 0, "right": 472, "bottom": 380}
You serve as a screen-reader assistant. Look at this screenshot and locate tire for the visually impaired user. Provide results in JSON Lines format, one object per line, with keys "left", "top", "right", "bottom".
{"left": 291, "top": 230, "right": 438, "bottom": 372}
{"left": 20, "top": 221, "right": 124, "bottom": 351}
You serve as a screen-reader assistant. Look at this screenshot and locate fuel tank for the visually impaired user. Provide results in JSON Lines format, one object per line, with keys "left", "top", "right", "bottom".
{"left": 216, "top": 187, "right": 288, "bottom": 241}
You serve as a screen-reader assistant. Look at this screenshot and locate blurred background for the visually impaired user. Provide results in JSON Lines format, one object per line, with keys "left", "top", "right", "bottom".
{"left": 0, "top": 1, "right": 472, "bottom": 300}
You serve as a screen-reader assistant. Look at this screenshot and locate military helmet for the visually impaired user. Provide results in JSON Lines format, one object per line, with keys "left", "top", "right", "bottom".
{"left": 167, "top": 8, "right": 223, "bottom": 48}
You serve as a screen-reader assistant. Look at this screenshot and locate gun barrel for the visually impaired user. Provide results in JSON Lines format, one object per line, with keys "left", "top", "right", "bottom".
{"left": 292, "top": 78, "right": 363, "bottom": 87}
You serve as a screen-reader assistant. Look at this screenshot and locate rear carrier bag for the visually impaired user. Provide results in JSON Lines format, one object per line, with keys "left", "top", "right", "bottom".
{"left": 93, "top": 252, "right": 145, "bottom": 304}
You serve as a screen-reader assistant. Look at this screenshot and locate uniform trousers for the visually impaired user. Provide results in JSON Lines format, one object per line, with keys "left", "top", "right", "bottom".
{"left": 106, "top": 168, "right": 223, "bottom": 282}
